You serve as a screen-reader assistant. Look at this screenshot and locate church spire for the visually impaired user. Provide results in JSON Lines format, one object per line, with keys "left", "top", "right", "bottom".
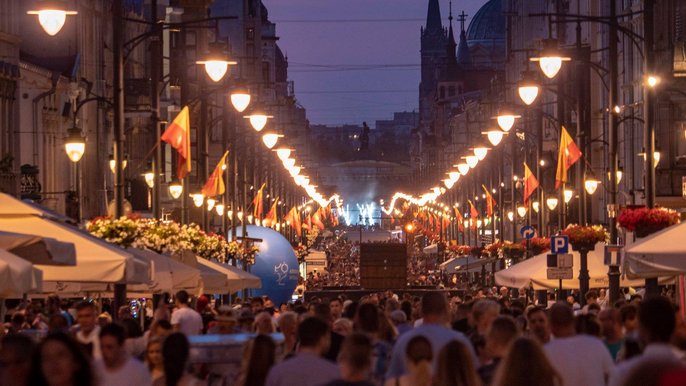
{"left": 447, "top": 1, "right": 457, "bottom": 63}
{"left": 456, "top": 10, "right": 471, "bottom": 65}
{"left": 425, "top": 0, "right": 443, "bottom": 33}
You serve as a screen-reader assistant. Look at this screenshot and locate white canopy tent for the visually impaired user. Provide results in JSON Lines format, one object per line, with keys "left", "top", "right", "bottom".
{"left": 440, "top": 256, "right": 498, "bottom": 273}
{"left": 624, "top": 222, "right": 686, "bottom": 278}
{"left": 196, "top": 258, "right": 261, "bottom": 294}
{"left": 423, "top": 244, "right": 438, "bottom": 254}
{"left": 0, "top": 249, "right": 42, "bottom": 297}
{"left": 495, "top": 243, "right": 649, "bottom": 290}
{"left": 0, "top": 193, "right": 150, "bottom": 284}
{"left": 0, "top": 231, "right": 76, "bottom": 266}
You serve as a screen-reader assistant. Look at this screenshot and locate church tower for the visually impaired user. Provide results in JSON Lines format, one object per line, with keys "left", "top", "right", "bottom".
{"left": 419, "top": 0, "right": 448, "bottom": 130}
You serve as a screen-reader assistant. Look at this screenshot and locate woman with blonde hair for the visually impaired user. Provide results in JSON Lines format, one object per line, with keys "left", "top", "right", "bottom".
{"left": 492, "top": 338, "right": 561, "bottom": 386}
{"left": 383, "top": 335, "right": 432, "bottom": 386}
{"left": 435, "top": 339, "right": 481, "bottom": 386}
{"left": 145, "top": 337, "right": 165, "bottom": 383}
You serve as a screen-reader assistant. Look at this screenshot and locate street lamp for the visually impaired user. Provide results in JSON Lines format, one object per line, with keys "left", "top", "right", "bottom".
{"left": 456, "top": 163, "right": 470, "bottom": 175}
{"left": 206, "top": 198, "right": 216, "bottom": 211}
{"left": 191, "top": 193, "right": 205, "bottom": 208}
{"left": 546, "top": 197, "right": 559, "bottom": 211}
{"left": 607, "top": 167, "right": 624, "bottom": 184}
{"left": 195, "top": 43, "right": 236, "bottom": 82}
{"left": 283, "top": 157, "right": 296, "bottom": 169}
{"left": 230, "top": 87, "right": 251, "bottom": 113}
{"left": 448, "top": 171, "right": 460, "bottom": 182}
{"left": 109, "top": 155, "right": 127, "bottom": 174}
{"left": 532, "top": 201, "right": 540, "bottom": 213}
{"left": 261, "top": 133, "right": 282, "bottom": 149}
{"left": 473, "top": 145, "right": 489, "bottom": 161}
{"left": 507, "top": 211, "right": 514, "bottom": 222}
{"left": 516, "top": 205, "right": 527, "bottom": 218}
{"left": 464, "top": 155, "right": 478, "bottom": 168}
{"left": 443, "top": 178, "right": 455, "bottom": 189}
{"left": 563, "top": 189, "right": 574, "bottom": 204}
{"left": 27, "top": 1, "right": 78, "bottom": 36}
{"left": 143, "top": 171, "right": 155, "bottom": 188}
{"left": 215, "top": 203, "right": 225, "bottom": 216}
{"left": 529, "top": 39, "right": 571, "bottom": 79}
{"left": 638, "top": 148, "right": 661, "bottom": 168}
{"left": 64, "top": 126, "right": 85, "bottom": 163}
{"left": 483, "top": 129, "right": 505, "bottom": 146}
{"left": 168, "top": 180, "right": 183, "bottom": 199}
{"left": 517, "top": 70, "right": 540, "bottom": 106}
{"left": 584, "top": 175, "right": 601, "bottom": 195}
{"left": 245, "top": 107, "right": 273, "bottom": 132}
{"left": 275, "top": 147, "right": 292, "bottom": 161}
{"left": 494, "top": 108, "right": 521, "bottom": 132}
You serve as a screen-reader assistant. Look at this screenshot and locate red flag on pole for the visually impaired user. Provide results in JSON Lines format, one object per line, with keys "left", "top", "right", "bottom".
{"left": 201, "top": 151, "right": 229, "bottom": 197}
{"left": 454, "top": 208, "right": 464, "bottom": 232}
{"left": 555, "top": 126, "right": 582, "bottom": 189}
{"left": 524, "top": 162, "right": 540, "bottom": 205}
{"left": 264, "top": 199, "right": 278, "bottom": 228}
{"left": 482, "top": 184, "right": 496, "bottom": 217}
{"left": 285, "top": 207, "right": 302, "bottom": 237}
{"left": 161, "top": 106, "right": 191, "bottom": 178}
{"left": 251, "top": 183, "right": 266, "bottom": 220}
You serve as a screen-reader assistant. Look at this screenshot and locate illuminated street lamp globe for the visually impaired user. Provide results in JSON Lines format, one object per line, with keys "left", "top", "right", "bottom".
{"left": 584, "top": 176, "right": 601, "bottom": 195}
{"left": 464, "top": 155, "right": 478, "bottom": 168}
{"left": 196, "top": 43, "right": 237, "bottom": 82}
{"left": 473, "top": 145, "right": 489, "bottom": 161}
{"left": 448, "top": 171, "right": 460, "bottom": 182}
{"left": 283, "top": 157, "right": 296, "bottom": 169}
{"left": 28, "top": 1, "right": 78, "bottom": 36}
{"left": 494, "top": 107, "right": 521, "bottom": 132}
{"left": 529, "top": 39, "right": 571, "bottom": 79}
{"left": 215, "top": 203, "right": 225, "bottom": 216}
{"left": 206, "top": 198, "right": 216, "bottom": 212}
{"left": 64, "top": 127, "right": 85, "bottom": 163}
{"left": 456, "top": 163, "right": 470, "bottom": 175}
{"left": 564, "top": 189, "right": 574, "bottom": 204}
{"left": 245, "top": 108, "right": 273, "bottom": 132}
{"left": 191, "top": 193, "right": 205, "bottom": 208}
{"left": 230, "top": 88, "right": 251, "bottom": 113}
{"left": 143, "top": 172, "right": 155, "bottom": 189}
{"left": 275, "top": 147, "right": 292, "bottom": 161}
{"left": 507, "top": 211, "right": 514, "bottom": 222}
{"left": 518, "top": 70, "right": 540, "bottom": 106}
{"left": 261, "top": 133, "right": 282, "bottom": 149}
{"left": 546, "top": 197, "right": 559, "bottom": 211}
{"left": 516, "top": 205, "right": 527, "bottom": 218}
{"left": 168, "top": 180, "right": 183, "bottom": 199}
{"left": 444, "top": 178, "right": 455, "bottom": 189}
{"left": 483, "top": 129, "right": 505, "bottom": 146}
{"left": 532, "top": 201, "right": 540, "bottom": 213}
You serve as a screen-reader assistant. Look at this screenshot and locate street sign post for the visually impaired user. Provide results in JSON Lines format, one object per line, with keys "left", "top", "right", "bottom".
{"left": 604, "top": 244, "right": 622, "bottom": 266}
{"left": 547, "top": 252, "right": 574, "bottom": 298}
{"left": 550, "top": 235, "right": 569, "bottom": 254}
{"left": 546, "top": 267, "right": 573, "bottom": 280}
{"left": 520, "top": 225, "right": 536, "bottom": 240}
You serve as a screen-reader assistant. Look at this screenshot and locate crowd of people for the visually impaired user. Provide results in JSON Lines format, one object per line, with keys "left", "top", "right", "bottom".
{"left": 305, "top": 236, "right": 446, "bottom": 289}
{"left": 1, "top": 286, "right": 686, "bottom": 386}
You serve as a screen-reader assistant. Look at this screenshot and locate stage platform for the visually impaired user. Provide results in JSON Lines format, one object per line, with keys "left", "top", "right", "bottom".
{"left": 304, "top": 286, "right": 466, "bottom": 302}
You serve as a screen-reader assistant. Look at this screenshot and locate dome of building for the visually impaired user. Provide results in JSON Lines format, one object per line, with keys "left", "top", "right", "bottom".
{"left": 466, "top": 0, "right": 505, "bottom": 46}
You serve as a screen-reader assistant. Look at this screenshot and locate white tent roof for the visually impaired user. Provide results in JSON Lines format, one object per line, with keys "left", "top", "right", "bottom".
{"left": 0, "top": 231, "right": 76, "bottom": 266}
{"left": 43, "top": 248, "right": 201, "bottom": 295}
{"left": 0, "top": 216, "right": 149, "bottom": 283}
{"left": 495, "top": 243, "right": 648, "bottom": 290}
{"left": 0, "top": 193, "right": 150, "bottom": 284}
{"left": 196, "top": 258, "right": 261, "bottom": 294}
{"left": 440, "top": 256, "right": 497, "bottom": 273}
{"left": 423, "top": 244, "right": 438, "bottom": 254}
{"left": 624, "top": 222, "right": 686, "bottom": 278}
{"left": 0, "top": 249, "right": 42, "bottom": 297}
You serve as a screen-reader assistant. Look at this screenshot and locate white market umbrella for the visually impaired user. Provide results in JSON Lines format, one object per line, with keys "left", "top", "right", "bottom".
{"left": 196, "top": 257, "right": 261, "bottom": 294}
{"left": 0, "top": 194, "right": 150, "bottom": 284}
{"left": 0, "top": 231, "right": 76, "bottom": 266}
{"left": 0, "top": 249, "right": 43, "bottom": 297}
{"left": 624, "top": 222, "right": 686, "bottom": 278}
{"left": 495, "top": 243, "right": 648, "bottom": 290}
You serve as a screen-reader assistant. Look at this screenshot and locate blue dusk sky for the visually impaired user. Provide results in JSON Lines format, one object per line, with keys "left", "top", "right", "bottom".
{"left": 262, "top": 0, "right": 489, "bottom": 127}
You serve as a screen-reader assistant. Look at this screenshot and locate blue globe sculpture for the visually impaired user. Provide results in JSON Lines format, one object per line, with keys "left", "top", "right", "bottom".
{"left": 230, "top": 225, "right": 299, "bottom": 306}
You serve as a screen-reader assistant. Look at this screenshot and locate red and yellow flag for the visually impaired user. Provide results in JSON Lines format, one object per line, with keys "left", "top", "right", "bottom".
{"left": 524, "top": 162, "right": 540, "bottom": 205}
{"left": 454, "top": 208, "right": 464, "bottom": 232}
{"left": 251, "top": 183, "right": 266, "bottom": 220}
{"left": 482, "top": 185, "right": 496, "bottom": 217}
{"left": 555, "top": 126, "right": 582, "bottom": 189}
{"left": 468, "top": 200, "right": 478, "bottom": 230}
{"left": 201, "top": 151, "right": 229, "bottom": 197}
{"left": 285, "top": 206, "right": 302, "bottom": 237}
{"left": 263, "top": 199, "right": 278, "bottom": 228}
{"left": 161, "top": 106, "right": 191, "bottom": 178}
{"left": 312, "top": 208, "right": 325, "bottom": 230}
{"left": 441, "top": 214, "right": 450, "bottom": 230}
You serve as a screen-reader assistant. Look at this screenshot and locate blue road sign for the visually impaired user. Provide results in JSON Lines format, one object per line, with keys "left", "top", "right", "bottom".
{"left": 551, "top": 235, "right": 569, "bottom": 254}
{"left": 520, "top": 225, "right": 536, "bottom": 240}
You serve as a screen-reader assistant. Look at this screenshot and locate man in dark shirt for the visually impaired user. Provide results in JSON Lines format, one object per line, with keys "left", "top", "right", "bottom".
{"left": 478, "top": 316, "right": 521, "bottom": 386}
{"left": 314, "top": 303, "right": 344, "bottom": 361}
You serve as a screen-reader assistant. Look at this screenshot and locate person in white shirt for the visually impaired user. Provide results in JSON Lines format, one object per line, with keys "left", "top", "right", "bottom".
{"left": 171, "top": 290, "right": 203, "bottom": 336}
{"left": 609, "top": 296, "right": 685, "bottom": 386}
{"left": 73, "top": 301, "right": 102, "bottom": 360}
{"left": 544, "top": 302, "right": 614, "bottom": 386}
{"left": 96, "top": 323, "right": 152, "bottom": 386}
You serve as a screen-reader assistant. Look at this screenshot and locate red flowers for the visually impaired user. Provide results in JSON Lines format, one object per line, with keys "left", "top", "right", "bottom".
{"left": 521, "top": 236, "right": 550, "bottom": 255}
{"left": 618, "top": 207, "right": 680, "bottom": 237}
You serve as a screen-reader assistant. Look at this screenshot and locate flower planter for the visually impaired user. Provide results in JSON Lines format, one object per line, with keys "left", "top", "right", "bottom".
{"left": 571, "top": 242, "right": 596, "bottom": 252}
{"left": 505, "top": 249, "right": 524, "bottom": 260}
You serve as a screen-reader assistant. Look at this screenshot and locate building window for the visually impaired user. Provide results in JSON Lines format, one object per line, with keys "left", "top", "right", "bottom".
{"left": 440, "top": 86, "right": 445, "bottom": 99}
{"left": 246, "top": 28, "right": 255, "bottom": 40}
{"left": 448, "top": 86, "right": 455, "bottom": 97}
